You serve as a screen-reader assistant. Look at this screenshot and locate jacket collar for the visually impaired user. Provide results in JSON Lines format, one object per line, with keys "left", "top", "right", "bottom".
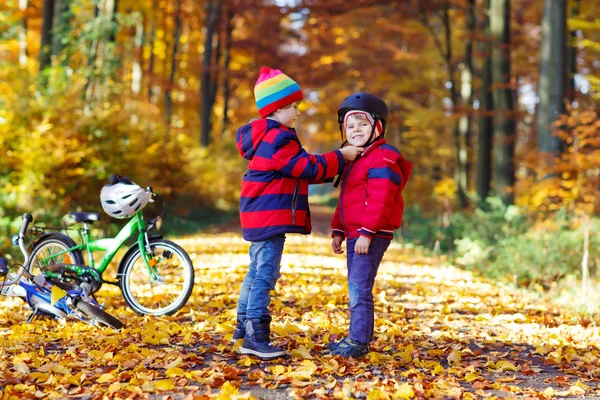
{"left": 360, "top": 138, "right": 386, "bottom": 158}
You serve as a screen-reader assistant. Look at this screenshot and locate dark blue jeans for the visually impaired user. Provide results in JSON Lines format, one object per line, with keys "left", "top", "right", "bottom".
{"left": 346, "top": 236, "right": 391, "bottom": 343}
{"left": 237, "top": 234, "right": 286, "bottom": 320}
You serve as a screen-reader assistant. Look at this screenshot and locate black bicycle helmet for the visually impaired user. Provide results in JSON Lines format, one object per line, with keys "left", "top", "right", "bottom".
{"left": 337, "top": 92, "right": 389, "bottom": 135}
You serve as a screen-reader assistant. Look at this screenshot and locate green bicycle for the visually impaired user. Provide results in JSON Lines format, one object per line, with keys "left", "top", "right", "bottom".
{"left": 26, "top": 175, "right": 195, "bottom": 316}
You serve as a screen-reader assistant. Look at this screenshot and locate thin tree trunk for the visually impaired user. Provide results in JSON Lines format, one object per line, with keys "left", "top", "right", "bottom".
{"left": 567, "top": 0, "right": 579, "bottom": 104}
{"left": 83, "top": 4, "right": 100, "bottom": 108}
{"left": 38, "top": 0, "right": 55, "bottom": 75}
{"left": 442, "top": 6, "right": 468, "bottom": 209}
{"left": 165, "top": 0, "right": 183, "bottom": 135}
{"left": 477, "top": 0, "right": 494, "bottom": 206}
{"left": 18, "top": 0, "right": 28, "bottom": 67}
{"left": 51, "top": 0, "right": 71, "bottom": 63}
{"left": 458, "top": 0, "right": 475, "bottom": 202}
{"left": 147, "top": 0, "right": 157, "bottom": 103}
{"left": 421, "top": 6, "right": 468, "bottom": 208}
{"left": 536, "top": 0, "right": 567, "bottom": 156}
{"left": 490, "top": 0, "right": 516, "bottom": 205}
{"left": 209, "top": 11, "right": 223, "bottom": 135}
{"left": 221, "top": 7, "right": 234, "bottom": 139}
{"left": 200, "top": 0, "right": 222, "bottom": 147}
{"left": 131, "top": 13, "right": 145, "bottom": 95}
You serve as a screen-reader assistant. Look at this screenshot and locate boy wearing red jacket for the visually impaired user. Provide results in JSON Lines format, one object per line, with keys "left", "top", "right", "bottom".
{"left": 329, "top": 93, "right": 413, "bottom": 358}
{"left": 234, "top": 67, "right": 363, "bottom": 360}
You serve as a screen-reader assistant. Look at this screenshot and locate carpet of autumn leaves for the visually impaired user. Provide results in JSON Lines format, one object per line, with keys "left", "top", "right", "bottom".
{"left": 1, "top": 233, "right": 600, "bottom": 399}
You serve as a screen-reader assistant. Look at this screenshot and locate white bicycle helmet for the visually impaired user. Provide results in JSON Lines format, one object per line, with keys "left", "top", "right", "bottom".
{"left": 100, "top": 178, "right": 151, "bottom": 219}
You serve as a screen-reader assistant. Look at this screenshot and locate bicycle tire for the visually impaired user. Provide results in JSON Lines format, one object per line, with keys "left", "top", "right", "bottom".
{"left": 28, "top": 234, "right": 85, "bottom": 276}
{"left": 74, "top": 299, "right": 124, "bottom": 329}
{"left": 119, "top": 239, "right": 194, "bottom": 316}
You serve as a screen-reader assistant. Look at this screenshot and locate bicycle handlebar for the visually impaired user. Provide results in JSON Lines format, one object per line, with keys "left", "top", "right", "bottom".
{"left": 0, "top": 213, "right": 33, "bottom": 287}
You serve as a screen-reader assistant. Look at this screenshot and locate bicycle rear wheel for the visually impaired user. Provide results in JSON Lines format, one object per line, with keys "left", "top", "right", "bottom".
{"left": 74, "top": 299, "right": 124, "bottom": 329}
{"left": 28, "top": 234, "right": 84, "bottom": 277}
{"left": 119, "top": 239, "right": 194, "bottom": 316}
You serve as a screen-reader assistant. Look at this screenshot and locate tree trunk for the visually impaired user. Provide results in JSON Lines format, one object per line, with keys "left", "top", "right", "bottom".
{"left": 221, "top": 7, "right": 234, "bottom": 140}
{"left": 83, "top": 0, "right": 118, "bottom": 106}
{"left": 477, "top": 0, "right": 494, "bottom": 206}
{"left": 38, "top": 0, "right": 55, "bottom": 74}
{"left": 536, "top": 0, "right": 567, "bottom": 156}
{"left": 131, "top": 13, "right": 145, "bottom": 95}
{"left": 147, "top": 0, "right": 158, "bottom": 103}
{"left": 567, "top": 0, "right": 579, "bottom": 104}
{"left": 459, "top": 0, "right": 475, "bottom": 201}
{"left": 165, "top": 0, "right": 183, "bottom": 135}
{"left": 51, "top": 0, "right": 71, "bottom": 63}
{"left": 200, "top": 0, "right": 222, "bottom": 147}
{"left": 490, "top": 0, "right": 516, "bottom": 205}
{"left": 442, "top": 5, "right": 469, "bottom": 209}
{"left": 18, "top": 0, "right": 28, "bottom": 67}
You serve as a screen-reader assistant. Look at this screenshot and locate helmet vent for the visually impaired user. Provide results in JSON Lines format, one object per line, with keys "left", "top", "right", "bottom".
{"left": 106, "top": 200, "right": 116, "bottom": 204}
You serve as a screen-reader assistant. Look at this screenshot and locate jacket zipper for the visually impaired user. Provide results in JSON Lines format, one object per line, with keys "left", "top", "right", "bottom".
{"left": 291, "top": 180, "right": 300, "bottom": 225}
{"left": 339, "top": 162, "right": 355, "bottom": 236}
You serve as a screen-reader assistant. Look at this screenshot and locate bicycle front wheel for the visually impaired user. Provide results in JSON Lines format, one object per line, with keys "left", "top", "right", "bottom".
{"left": 119, "top": 239, "right": 194, "bottom": 316}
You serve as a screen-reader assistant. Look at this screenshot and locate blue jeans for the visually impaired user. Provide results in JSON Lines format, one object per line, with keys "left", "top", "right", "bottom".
{"left": 346, "top": 236, "right": 391, "bottom": 343}
{"left": 237, "top": 234, "right": 285, "bottom": 320}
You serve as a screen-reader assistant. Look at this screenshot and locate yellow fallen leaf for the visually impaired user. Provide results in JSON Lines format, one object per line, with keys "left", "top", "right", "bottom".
{"left": 271, "top": 365, "right": 286, "bottom": 376}
{"left": 367, "top": 389, "right": 385, "bottom": 400}
{"left": 166, "top": 367, "right": 185, "bottom": 378}
{"left": 394, "top": 383, "right": 414, "bottom": 399}
{"left": 13, "top": 361, "right": 30, "bottom": 374}
{"left": 464, "top": 372, "right": 481, "bottom": 382}
{"left": 291, "top": 345, "right": 313, "bottom": 359}
{"left": 155, "top": 379, "right": 175, "bottom": 391}
{"left": 238, "top": 357, "right": 253, "bottom": 367}
{"left": 495, "top": 360, "right": 519, "bottom": 371}
{"left": 96, "top": 373, "right": 115, "bottom": 383}
{"left": 448, "top": 350, "right": 461, "bottom": 365}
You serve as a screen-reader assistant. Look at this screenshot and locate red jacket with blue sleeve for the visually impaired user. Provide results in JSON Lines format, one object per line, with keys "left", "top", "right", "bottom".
{"left": 237, "top": 118, "right": 344, "bottom": 242}
{"left": 331, "top": 140, "right": 412, "bottom": 240}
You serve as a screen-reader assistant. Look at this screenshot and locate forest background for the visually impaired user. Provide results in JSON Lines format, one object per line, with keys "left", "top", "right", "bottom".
{"left": 1, "top": 0, "right": 599, "bottom": 311}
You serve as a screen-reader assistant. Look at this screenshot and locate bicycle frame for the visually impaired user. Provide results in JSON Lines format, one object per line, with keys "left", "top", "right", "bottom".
{"left": 39, "top": 211, "right": 160, "bottom": 282}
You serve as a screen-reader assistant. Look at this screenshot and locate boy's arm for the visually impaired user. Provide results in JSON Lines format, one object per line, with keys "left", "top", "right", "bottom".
{"left": 271, "top": 131, "right": 344, "bottom": 181}
{"left": 359, "top": 155, "right": 406, "bottom": 238}
{"left": 331, "top": 202, "right": 345, "bottom": 239}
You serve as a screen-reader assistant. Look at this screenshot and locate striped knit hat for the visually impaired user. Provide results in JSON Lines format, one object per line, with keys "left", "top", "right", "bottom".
{"left": 254, "top": 67, "right": 303, "bottom": 118}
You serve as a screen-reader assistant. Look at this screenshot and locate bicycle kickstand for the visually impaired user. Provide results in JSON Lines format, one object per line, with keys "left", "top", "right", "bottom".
{"left": 26, "top": 308, "right": 39, "bottom": 323}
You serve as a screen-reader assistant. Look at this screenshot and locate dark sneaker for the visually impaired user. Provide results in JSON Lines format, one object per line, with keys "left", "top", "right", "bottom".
{"left": 238, "top": 318, "right": 286, "bottom": 360}
{"left": 239, "top": 338, "right": 286, "bottom": 360}
{"left": 331, "top": 338, "right": 369, "bottom": 358}
{"left": 327, "top": 337, "right": 351, "bottom": 352}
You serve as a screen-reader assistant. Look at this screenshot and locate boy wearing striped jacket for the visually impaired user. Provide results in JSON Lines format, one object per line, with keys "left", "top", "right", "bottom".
{"left": 328, "top": 93, "right": 413, "bottom": 358}
{"left": 234, "top": 67, "right": 363, "bottom": 360}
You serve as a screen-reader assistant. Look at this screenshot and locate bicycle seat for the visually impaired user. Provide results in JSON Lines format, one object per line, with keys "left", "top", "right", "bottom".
{"left": 69, "top": 212, "right": 101, "bottom": 223}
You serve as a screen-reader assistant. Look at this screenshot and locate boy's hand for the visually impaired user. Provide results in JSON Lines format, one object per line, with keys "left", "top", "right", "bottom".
{"left": 331, "top": 236, "right": 344, "bottom": 254}
{"left": 355, "top": 236, "right": 372, "bottom": 254}
{"left": 339, "top": 146, "right": 364, "bottom": 162}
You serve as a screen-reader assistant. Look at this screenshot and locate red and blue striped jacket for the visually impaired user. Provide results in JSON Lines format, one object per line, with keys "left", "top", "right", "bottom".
{"left": 237, "top": 119, "right": 344, "bottom": 241}
{"left": 331, "top": 139, "right": 412, "bottom": 240}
